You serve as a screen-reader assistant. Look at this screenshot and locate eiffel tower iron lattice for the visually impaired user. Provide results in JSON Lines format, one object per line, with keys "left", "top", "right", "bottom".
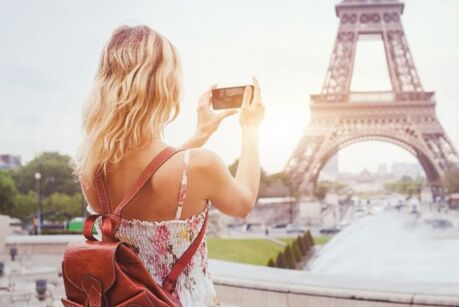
{"left": 286, "top": 0, "right": 459, "bottom": 196}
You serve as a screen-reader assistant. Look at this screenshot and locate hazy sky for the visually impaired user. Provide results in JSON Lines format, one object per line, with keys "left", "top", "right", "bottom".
{"left": 1, "top": 0, "right": 458, "bottom": 174}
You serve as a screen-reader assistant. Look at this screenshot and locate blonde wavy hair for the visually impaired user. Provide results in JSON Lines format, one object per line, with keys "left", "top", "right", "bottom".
{"left": 74, "top": 25, "right": 182, "bottom": 187}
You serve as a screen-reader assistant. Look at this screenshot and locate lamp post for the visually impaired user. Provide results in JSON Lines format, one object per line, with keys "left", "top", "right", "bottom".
{"left": 34, "top": 171, "right": 42, "bottom": 235}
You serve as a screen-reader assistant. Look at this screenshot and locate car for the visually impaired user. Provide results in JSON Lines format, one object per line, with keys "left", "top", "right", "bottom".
{"left": 431, "top": 219, "right": 453, "bottom": 229}
{"left": 319, "top": 227, "right": 340, "bottom": 235}
{"left": 245, "top": 223, "right": 264, "bottom": 232}
{"left": 286, "top": 224, "right": 308, "bottom": 234}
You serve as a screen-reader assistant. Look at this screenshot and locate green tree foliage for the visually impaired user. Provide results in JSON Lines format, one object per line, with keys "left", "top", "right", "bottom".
{"left": 10, "top": 191, "right": 36, "bottom": 220}
{"left": 291, "top": 240, "right": 303, "bottom": 262}
{"left": 267, "top": 258, "right": 275, "bottom": 267}
{"left": 228, "top": 159, "right": 239, "bottom": 177}
{"left": 275, "top": 252, "right": 287, "bottom": 269}
{"left": 11, "top": 152, "right": 79, "bottom": 198}
{"left": 284, "top": 245, "right": 296, "bottom": 269}
{"left": 304, "top": 231, "right": 314, "bottom": 247}
{"left": 443, "top": 168, "right": 459, "bottom": 193}
{"left": 43, "top": 192, "right": 84, "bottom": 221}
{"left": 0, "top": 170, "right": 17, "bottom": 214}
{"left": 314, "top": 183, "right": 329, "bottom": 201}
{"left": 296, "top": 236, "right": 307, "bottom": 255}
{"left": 229, "top": 159, "right": 297, "bottom": 198}
{"left": 383, "top": 178, "right": 423, "bottom": 195}
{"left": 313, "top": 181, "right": 349, "bottom": 200}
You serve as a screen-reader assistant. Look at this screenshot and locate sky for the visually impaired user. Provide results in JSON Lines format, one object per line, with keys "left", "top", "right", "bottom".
{"left": 1, "top": 0, "right": 459, "bottom": 174}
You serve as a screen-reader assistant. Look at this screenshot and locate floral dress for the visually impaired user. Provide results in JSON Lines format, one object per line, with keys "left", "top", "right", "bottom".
{"left": 85, "top": 149, "right": 220, "bottom": 306}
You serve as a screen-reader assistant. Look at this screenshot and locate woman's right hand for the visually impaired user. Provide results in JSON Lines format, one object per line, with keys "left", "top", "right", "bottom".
{"left": 239, "top": 77, "right": 265, "bottom": 130}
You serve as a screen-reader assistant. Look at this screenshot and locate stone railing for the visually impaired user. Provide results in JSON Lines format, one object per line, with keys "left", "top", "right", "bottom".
{"left": 209, "top": 259, "right": 459, "bottom": 307}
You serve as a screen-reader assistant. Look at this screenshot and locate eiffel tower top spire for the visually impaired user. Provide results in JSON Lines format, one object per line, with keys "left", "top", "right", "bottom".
{"left": 320, "top": 0, "right": 420, "bottom": 100}
{"left": 341, "top": 0, "right": 400, "bottom": 3}
{"left": 336, "top": 0, "right": 404, "bottom": 16}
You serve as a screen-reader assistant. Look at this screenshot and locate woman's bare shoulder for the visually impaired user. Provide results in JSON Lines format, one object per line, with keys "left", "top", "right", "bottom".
{"left": 188, "top": 148, "right": 225, "bottom": 171}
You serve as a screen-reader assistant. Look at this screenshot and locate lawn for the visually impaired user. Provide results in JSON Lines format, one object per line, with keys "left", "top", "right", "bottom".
{"left": 207, "top": 235, "right": 331, "bottom": 266}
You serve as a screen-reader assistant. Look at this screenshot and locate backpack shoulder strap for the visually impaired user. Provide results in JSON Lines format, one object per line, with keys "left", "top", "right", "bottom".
{"left": 94, "top": 146, "right": 183, "bottom": 217}
{"left": 94, "top": 172, "right": 112, "bottom": 214}
{"left": 163, "top": 205, "right": 209, "bottom": 293}
{"left": 113, "top": 146, "right": 184, "bottom": 217}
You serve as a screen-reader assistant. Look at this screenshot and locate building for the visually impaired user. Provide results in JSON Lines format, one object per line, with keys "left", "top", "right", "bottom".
{"left": 0, "top": 154, "right": 21, "bottom": 170}
{"left": 391, "top": 162, "right": 424, "bottom": 179}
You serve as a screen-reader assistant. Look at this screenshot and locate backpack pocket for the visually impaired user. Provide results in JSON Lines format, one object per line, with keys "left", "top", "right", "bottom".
{"left": 61, "top": 297, "right": 84, "bottom": 307}
{"left": 114, "top": 291, "right": 156, "bottom": 307}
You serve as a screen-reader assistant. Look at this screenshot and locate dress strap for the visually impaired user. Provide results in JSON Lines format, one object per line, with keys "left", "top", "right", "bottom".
{"left": 175, "top": 149, "right": 190, "bottom": 220}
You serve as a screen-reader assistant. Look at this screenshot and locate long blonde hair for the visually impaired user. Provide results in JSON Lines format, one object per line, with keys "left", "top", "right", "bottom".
{"left": 74, "top": 25, "right": 182, "bottom": 187}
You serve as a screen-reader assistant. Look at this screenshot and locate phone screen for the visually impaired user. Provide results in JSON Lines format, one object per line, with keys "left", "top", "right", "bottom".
{"left": 212, "top": 86, "right": 253, "bottom": 110}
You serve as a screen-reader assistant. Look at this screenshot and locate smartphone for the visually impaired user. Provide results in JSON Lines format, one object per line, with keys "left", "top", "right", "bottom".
{"left": 211, "top": 85, "right": 254, "bottom": 110}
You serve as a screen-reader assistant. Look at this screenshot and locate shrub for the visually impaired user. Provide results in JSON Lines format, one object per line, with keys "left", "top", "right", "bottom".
{"left": 305, "top": 231, "right": 314, "bottom": 246}
{"left": 292, "top": 240, "right": 303, "bottom": 262}
{"left": 276, "top": 252, "right": 288, "bottom": 269}
{"left": 284, "top": 246, "right": 296, "bottom": 269}
{"left": 296, "top": 236, "right": 307, "bottom": 255}
{"left": 267, "top": 258, "right": 275, "bottom": 267}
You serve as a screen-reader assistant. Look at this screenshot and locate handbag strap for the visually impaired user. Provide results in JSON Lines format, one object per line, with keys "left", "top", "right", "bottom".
{"left": 163, "top": 207, "right": 209, "bottom": 293}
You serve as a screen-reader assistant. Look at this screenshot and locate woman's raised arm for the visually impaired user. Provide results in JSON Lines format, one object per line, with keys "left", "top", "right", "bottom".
{"left": 194, "top": 77, "right": 265, "bottom": 218}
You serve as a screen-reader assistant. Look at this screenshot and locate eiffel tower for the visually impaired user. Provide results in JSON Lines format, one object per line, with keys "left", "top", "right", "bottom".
{"left": 286, "top": 0, "right": 459, "bottom": 196}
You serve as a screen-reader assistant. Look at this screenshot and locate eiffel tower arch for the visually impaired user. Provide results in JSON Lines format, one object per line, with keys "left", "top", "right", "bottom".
{"left": 286, "top": 0, "right": 459, "bottom": 196}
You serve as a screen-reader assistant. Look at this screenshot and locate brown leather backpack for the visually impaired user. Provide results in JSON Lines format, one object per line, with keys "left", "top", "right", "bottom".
{"left": 61, "top": 147, "right": 208, "bottom": 307}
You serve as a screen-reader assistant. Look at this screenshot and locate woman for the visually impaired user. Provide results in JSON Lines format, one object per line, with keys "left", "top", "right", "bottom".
{"left": 74, "top": 25, "right": 264, "bottom": 306}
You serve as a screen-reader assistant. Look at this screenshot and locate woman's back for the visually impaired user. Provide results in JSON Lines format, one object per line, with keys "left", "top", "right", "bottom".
{"left": 84, "top": 145, "right": 220, "bottom": 306}
{"left": 84, "top": 143, "right": 209, "bottom": 222}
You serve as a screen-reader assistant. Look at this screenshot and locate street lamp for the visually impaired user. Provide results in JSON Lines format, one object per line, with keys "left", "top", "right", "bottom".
{"left": 34, "top": 171, "right": 42, "bottom": 235}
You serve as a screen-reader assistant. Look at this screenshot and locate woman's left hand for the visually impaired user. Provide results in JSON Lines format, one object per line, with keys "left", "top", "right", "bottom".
{"left": 180, "top": 85, "right": 237, "bottom": 149}
{"left": 195, "top": 84, "right": 238, "bottom": 138}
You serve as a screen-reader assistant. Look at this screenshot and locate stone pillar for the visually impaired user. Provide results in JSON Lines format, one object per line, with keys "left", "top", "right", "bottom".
{"left": 0, "top": 215, "right": 10, "bottom": 254}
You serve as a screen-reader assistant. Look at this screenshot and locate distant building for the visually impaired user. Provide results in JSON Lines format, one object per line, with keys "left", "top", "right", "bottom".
{"left": 391, "top": 162, "right": 424, "bottom": 179}
{"left": 0, "top": 154, "right": 21, "bottom": 170}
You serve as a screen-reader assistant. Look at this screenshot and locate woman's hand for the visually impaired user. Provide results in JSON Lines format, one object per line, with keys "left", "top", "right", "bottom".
{"left": 239, "top": 77, "right": 265, "bottom": 131}
{"left": 180, "top": 85, "right": 237, "bottom": 149}
{"left": 196, "top": 84, "right": 238, "bottom": 137}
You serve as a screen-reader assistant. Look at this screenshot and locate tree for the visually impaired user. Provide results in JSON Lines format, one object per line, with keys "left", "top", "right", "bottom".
{"left": 10, "top": 191, "right": 36, "bottom": 220}
{"left": 383, "top": 177, "right": 423, "bottom": 195}
{"left": 443, "top": 168, "right": 459, "bottom": 194}
{"left": 297, "top": 236, "right": 308, "bottom": 256}
{"left": 284, "top": 245, "right": 296, "bottom": 269}
{"left": 228, "top": 159, "right": 239, "bottom": 177}
{"left": 11, "top": 152, "right": 80, "bottom": 198}
{"left": 314, "top": 183, "right": 329, "bottom": 201}
{"left": 43, "top": 192, "right": 84, "bottom": 221}
{"left": 267, "top": 258, "right": 275, "bottom": 267}
{"left": 304, "top": 231, "right": 315, "bottom": 247}
{"left": 275, "top": 252, "right": 287, "bottom": 269}
{"left": 291, "top": 240, "right": 303, "bottom": 262}
{"left": 0, "top": 170, "right": 17, "bottom": 215}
